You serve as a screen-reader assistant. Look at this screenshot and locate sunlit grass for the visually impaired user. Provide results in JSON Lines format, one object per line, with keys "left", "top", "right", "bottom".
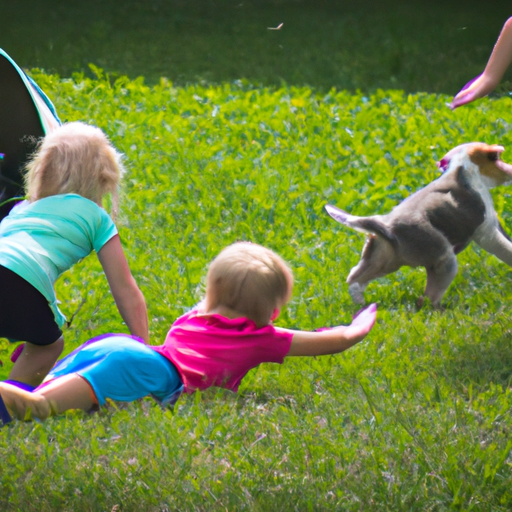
{"left": 1, "top": 72, "right": 512, "bottom": 510}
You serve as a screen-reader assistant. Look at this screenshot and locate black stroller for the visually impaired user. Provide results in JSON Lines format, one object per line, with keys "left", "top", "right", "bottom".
{"left": 0, "top": 48, "right": 61, "bottom": 220}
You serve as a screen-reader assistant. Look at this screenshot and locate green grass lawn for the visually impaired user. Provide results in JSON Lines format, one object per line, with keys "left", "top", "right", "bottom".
{"left": 1, "top": 70, "right": 512, "bottom": 510}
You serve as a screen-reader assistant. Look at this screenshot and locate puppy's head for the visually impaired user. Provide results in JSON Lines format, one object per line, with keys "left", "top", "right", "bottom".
{"left": 437, "top": 142, "right": 512, "bottom": 187}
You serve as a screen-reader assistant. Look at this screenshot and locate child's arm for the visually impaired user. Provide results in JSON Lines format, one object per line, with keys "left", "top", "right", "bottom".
{"left": 283, "top": 303, "right": 377, "bottom": 357}
{"left": 451, "top": 17, "right": 512, "bottom": 109}
{"left": 97, "top": 235, "right": 149, "bottom": 343}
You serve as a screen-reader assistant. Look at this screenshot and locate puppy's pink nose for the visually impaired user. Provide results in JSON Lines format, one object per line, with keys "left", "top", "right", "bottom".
{"left": 437, "top": 158, "right": 449, "bottom": 172}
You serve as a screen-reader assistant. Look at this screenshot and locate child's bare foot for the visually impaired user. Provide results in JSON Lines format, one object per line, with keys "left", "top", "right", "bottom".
{"left": 0, "top": 382, "right": 51, "bottom": 421}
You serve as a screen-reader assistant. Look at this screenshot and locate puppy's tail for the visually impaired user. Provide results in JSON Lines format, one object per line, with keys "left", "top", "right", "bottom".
{"left": 325, "top": 204, "right": 396, "bottom": 245}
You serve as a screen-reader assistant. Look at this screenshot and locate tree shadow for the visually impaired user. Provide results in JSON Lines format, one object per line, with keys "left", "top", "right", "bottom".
{"left": 440, "top": 331, "right": 512, "bottom": 391}
{"left": 2, "top": 0, "right": 512, "bottom": 94}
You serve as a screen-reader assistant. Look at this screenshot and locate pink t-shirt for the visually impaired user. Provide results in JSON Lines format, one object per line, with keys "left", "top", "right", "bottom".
{"left": 152, "top": 309, "right": 293, "bottom": 393}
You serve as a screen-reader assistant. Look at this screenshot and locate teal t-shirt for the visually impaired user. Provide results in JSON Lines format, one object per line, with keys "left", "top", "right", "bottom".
{"left": 0, "top": 194, "right": 117, "bottom": 327}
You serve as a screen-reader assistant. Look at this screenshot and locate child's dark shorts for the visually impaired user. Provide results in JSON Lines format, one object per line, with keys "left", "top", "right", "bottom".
{"left": 0, "top": 265, "right": 62, "bottom": 345}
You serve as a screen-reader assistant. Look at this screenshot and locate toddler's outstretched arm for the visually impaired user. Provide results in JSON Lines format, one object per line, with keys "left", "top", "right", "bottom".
{"left": 284, "top": 303, "right": 377, "bottom": 357}
{"left": 451, "top": 17, "right": 512, "bottom": 109}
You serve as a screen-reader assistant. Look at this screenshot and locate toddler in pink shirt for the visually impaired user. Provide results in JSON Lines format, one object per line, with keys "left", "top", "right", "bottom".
{"left": 0, "top": 242, "right": 376, "bottom": 422}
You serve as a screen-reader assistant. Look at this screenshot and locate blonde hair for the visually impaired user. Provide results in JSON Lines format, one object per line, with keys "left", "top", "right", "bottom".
{"left": 24, "top": 122, "right": 124, "bottom": 213}
{"left": 204, "top": 242, "right": 293, "bottom": 327}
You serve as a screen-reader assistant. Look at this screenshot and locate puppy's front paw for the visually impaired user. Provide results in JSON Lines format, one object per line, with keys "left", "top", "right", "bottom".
{"left": 349, "top": 283, "right": 366, "bottom": 304}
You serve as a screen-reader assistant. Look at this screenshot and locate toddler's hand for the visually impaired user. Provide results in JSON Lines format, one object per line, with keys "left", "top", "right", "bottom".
{"left": 350, "top": 303, "right": 377, "bottom": 335}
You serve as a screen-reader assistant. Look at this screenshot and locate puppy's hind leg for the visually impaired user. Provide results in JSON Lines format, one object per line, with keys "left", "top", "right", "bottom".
{"left": 346, "top": 235, "right": 400, "bottom": 304}
{"left": 419, "top": 253, "right": 458, "bottom": 308}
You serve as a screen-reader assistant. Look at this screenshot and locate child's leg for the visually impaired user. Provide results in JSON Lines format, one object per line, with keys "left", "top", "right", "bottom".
{"left": 0, "top": 265, "right": 64, "bottom": 386}
{"left": 36, "top": 374, "right": 96, "bottom": 415}
{"left": 0, "top": 374, "right": 95, "bottom": 421}
{"left": 0, "top": 382, "right": 51, "bottom": 420}
{"left": 8, "top": 337, "right": 64, "bottom": 387}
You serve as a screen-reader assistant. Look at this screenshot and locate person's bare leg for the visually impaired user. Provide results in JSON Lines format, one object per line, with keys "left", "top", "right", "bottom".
{"left": 0, "top": 374, "right": 95, "bottom": 421}
{"left": 8, "top": 336, "right": 64, "bottom": 387}
{"left": 37, "top": 374, "right": 96, "bottom": 416}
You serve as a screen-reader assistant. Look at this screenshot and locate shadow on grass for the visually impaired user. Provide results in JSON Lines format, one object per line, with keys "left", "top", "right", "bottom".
{"left": 441, "top": 332, "right": 512, "bottom": 390}
{"left": 2, "top": 0, "right": 512, "bottom": 94}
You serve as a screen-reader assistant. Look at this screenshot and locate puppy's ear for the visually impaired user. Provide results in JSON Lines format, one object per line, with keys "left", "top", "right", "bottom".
{"left": 467, "top": 144, "right": 512, "bottom": 184}
{"left": 468, "top": 143, "right": 504, "bottom": 162}
{"left": 485, "top": 144, "right": 505, "bottom": 162}
{"left": 325, "top": 204, "right": 396, "bottom": 244}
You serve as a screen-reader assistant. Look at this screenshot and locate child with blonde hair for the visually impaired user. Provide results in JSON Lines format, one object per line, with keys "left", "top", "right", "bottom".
{"left": 0, "top": 122, "right": 148, "bottom": 388}
{"left": 0, "top": 242, "right": 376, "bottom": 423}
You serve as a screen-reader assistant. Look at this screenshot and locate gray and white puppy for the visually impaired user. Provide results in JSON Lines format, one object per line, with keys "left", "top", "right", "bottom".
{"left": 325, "top": 142, "right": 512, "bottom": 307}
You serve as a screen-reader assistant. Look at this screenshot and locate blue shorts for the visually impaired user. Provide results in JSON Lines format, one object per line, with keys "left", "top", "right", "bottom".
{"left": 43, "top": 334, "right": 183, "bottom": 407}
